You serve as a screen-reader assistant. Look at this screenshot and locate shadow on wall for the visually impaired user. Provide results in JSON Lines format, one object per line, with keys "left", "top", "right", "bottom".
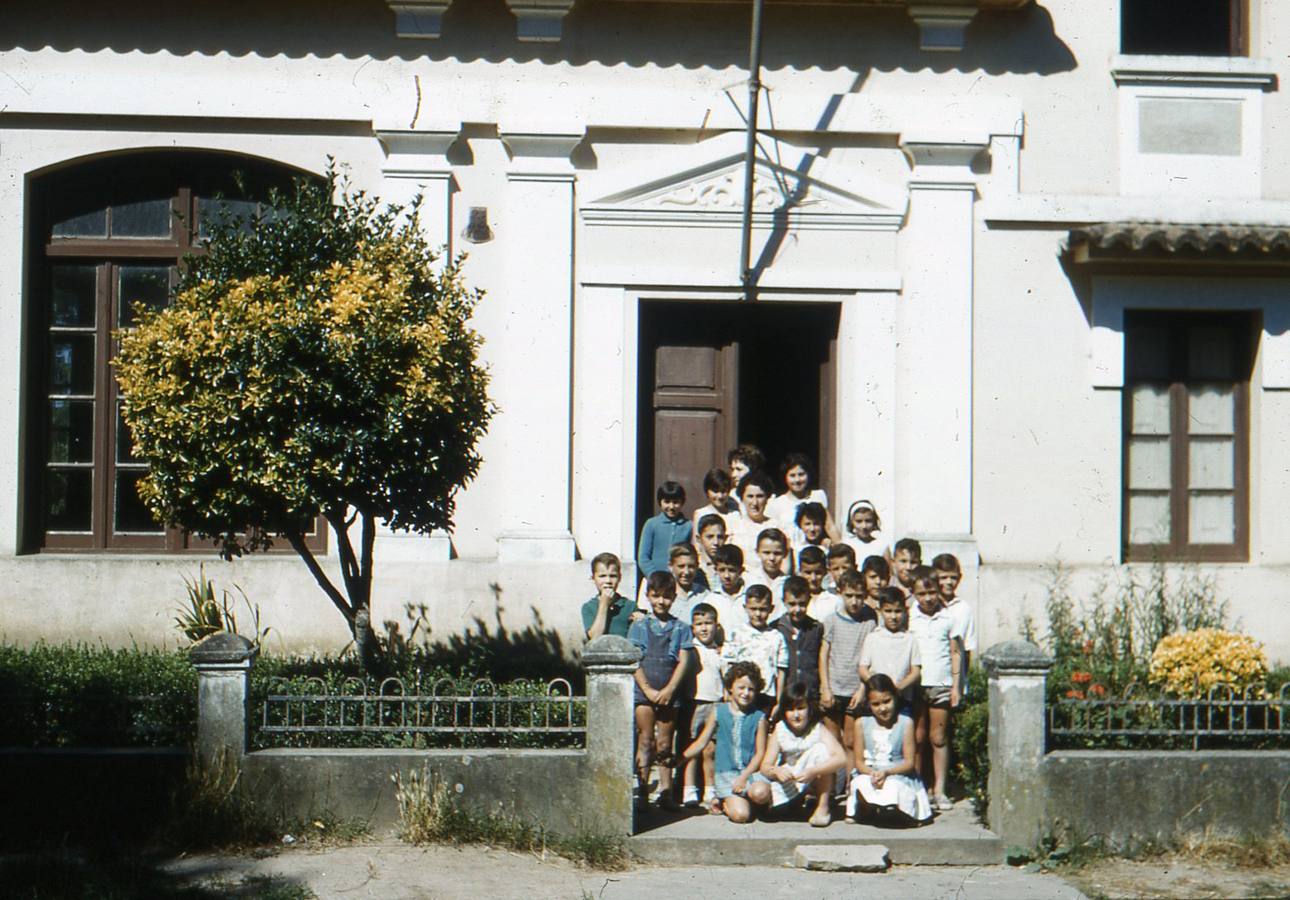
{"left": 8, "top": 0, "right": 1076, "bottom": 76}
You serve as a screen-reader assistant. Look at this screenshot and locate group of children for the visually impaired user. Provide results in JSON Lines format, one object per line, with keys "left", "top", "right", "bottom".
{"left": 580, "top": 444, "right": 977, "bottom": 827}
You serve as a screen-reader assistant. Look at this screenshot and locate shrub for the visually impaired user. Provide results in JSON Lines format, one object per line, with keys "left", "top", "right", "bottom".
{"left": 1149, "top": 629, "right": 1268, "bottom": 697}
{"left": 952, "top": 667, "right": 990, "bottom": 818}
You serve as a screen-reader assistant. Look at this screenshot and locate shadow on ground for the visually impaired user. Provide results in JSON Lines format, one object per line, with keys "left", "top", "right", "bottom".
{"left": 1, "top": 853, "right": 312, "bottom": 900}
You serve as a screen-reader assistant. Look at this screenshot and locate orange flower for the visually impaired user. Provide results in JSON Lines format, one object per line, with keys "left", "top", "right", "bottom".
{"left": 1065, "top": 689, "right": 1085, "bottom": 700}
{"left": 1071, "top": 671, "right": 1093, "bottom": 685}
{"left": 1089, "top": 684, "right": 1107, "bottom": 697}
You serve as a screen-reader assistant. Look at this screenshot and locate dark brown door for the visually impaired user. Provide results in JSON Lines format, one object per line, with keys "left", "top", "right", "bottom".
{"left": 651, "top": 341, "right": 739, "bottom": 515}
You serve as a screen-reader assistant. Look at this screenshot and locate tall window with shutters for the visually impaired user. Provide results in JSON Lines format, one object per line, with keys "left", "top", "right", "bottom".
{"left": 1123, "top": 312, "right": 1253, "bottom": 562}
{"left": 29, "top": 151, "right": 324, "bottom": 552}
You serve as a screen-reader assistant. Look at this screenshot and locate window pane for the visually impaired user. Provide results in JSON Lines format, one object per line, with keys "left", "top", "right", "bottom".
{"left": 110, "top": 199, "right": 172, "bottom": 238}
{"left": 52, "top": 208, "right": 107, "bottom": 239}
{"left": 1127, "top": 324, "right": 1170, "bottom": 378}
{"left": 1187, "top": 384, "right": 1234, "bottom": 435}
{"left": 115, "top": 469, "right": 163, "bottom": 533}
{"left": 46, "top": 469, "right": 93, "bottom": 532}
{"left": 1189, "top": 437, "right": 1234, "bottom": 490}
{"left": 1128, "top": 493, "right": 1171, "bottom": 544}
{"left": 1189, "top": 492, "right": 1235, "bottom": 544}
{"left": 197, "top": 197, "right": 259, "bottom": 241}
{"left": 1130, "top": 384, "right": 1171, "bottom": 435}
{"left": 1128, "top": 436, "right": 1171, "bottom": 490}
{"left": 50, "top": 265, "right": 97, "bottom": 327}
{"left": 1189, "top": 326, "right": 1233, "bottom": 379}
{"left": 49, "top": 400, "right": 95, "bottom": 464}
{"left": 117, "top": 265, "right": 173, "bottom": 326}
{"left": 48, "top": 335, "right": 95, "bottom": 395}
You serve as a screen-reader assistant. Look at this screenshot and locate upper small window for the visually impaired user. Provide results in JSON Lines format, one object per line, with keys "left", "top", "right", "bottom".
{"left": 1122, "top": 0, "right": 1247, "bottom": 56}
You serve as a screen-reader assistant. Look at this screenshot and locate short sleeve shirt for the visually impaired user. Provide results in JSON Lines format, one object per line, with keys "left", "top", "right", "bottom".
{"left": 908, "top": 605, "right": 955, "bottom": 687}
{"left": 944, "top": 598, "right": 978, "bottom": 653}
{"left": 859, "top": 627, "right": 921, "bottom": 700}
{"left": 721, "top": 624, "right": 790, "bottom": 698}
{"left": 627, "top": 615, "right": 695, "bottom": 662}
{"left": 581, "top": 594, "right": 633, "bottom": 639}
{"left": 821, "top": 608, "right": 878, "bottom": 696}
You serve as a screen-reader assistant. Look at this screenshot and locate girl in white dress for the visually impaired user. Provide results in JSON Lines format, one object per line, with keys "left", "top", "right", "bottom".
{"left": 841, "top": 499, "right": 884, "bottom": 557}
{"left": 748, "top": 682, "right": 846, "bottom": 827}
{"left": 847, "top": 673, "right": 933, "bottom": 826}
{"left": 767, "top": 453, "right": 841, "bottom": 547}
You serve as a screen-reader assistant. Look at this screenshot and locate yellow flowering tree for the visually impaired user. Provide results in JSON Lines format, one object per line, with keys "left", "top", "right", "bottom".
{"left": 115, "top": 169, "right": 493, "bottom": 669}
{"left": 1148, "top": 628, "right": 1268, "bottom": 697}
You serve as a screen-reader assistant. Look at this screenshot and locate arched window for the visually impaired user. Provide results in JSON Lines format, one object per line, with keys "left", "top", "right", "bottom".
{"left": 27, "top": 150, "right": 322, "bottom": 551}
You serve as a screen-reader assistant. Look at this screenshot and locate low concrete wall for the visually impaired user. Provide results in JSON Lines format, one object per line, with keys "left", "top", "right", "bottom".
{"left": 244, "top": 748, "right": 593, "bottom": 833}
{"left": 1044, "top": 750, "right": 1290, "bottom": 848}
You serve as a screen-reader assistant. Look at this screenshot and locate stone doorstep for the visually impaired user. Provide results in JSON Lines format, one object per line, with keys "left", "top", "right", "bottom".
{"left": 794, "top": 844, "right": 891, "bottom": 873}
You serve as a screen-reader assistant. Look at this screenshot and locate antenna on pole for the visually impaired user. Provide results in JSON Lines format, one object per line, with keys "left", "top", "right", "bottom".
{"left": 739, "top": 0, "right": 765, "bottom": 301}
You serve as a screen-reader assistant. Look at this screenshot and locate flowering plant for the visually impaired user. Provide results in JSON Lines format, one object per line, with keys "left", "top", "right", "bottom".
{"left": 1148, "top": 629, "right": 1267, "bottom": 697}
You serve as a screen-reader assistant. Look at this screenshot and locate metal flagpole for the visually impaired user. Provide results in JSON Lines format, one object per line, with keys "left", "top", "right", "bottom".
{"left": 739, "top": 0, "right": 765, "bottom": 300}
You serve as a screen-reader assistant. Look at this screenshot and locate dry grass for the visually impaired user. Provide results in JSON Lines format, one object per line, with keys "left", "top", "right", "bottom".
{"left": 1176, "top": 829, "right": 1290, "bottom": 868}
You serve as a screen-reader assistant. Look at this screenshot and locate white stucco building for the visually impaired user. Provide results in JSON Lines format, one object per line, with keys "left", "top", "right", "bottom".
{"left": 4, "top": 0, "right": 1289, "bottom": 658}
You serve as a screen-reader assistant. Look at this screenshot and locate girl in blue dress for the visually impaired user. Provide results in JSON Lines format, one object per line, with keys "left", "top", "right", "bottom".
{"left": 847, "top": 673, "right": 933, "bottom": 826}
{"left": 683, "top": 660, "right": 767, "bottom": 822}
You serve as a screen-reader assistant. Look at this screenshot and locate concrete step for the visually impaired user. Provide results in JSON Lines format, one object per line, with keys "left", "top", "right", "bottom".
{"left": 629, "top": 804, "right": 1003, "bottom": 867}
{"left": 794, "top": 844, "right": 891, "bottom": 872}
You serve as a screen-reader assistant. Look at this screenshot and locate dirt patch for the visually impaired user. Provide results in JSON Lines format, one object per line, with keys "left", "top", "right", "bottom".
{"left": 1063, "top": 858, "right": 1290, "bottom": 899}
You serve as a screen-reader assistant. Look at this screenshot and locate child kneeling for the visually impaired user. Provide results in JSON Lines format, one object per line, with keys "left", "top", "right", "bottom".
{"left": 683, "top": 661, "right": 767, "bottom": 823}
{"left": 748, "top": 682, "right": 846, "bottom": 827}
{"left": 847, "top": 673, "right": 932, "bottom": 827}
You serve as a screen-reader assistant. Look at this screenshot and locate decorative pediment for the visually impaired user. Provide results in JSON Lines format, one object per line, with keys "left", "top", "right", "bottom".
{"left": 583, "top": 146, "right": 907, "bottom": 232}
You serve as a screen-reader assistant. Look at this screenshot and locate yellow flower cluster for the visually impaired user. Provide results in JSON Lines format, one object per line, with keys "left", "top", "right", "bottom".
{"left": 1148, "top": 629, "right": 1267, "bottom": 697}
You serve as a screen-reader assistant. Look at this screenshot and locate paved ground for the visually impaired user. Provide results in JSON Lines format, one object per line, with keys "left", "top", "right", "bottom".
{"left": 165, "top": 842, "right": 1090, "bottom": 899}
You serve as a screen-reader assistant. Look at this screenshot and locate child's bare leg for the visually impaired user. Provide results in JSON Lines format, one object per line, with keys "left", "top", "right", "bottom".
{"left": 634, "top": 705, "right": 656, "bottom": 791}
{"left": 746, "top": 780, "right": 772, "bottom": 808}
{"left": 701, "top": 743, "right": 717, "bottom": 796}
{"left": 929, "top": 705, "right": 951, "bottom": 798}
{"left": 808, "top": 772, "right": 834, "bottom": 826}
{"left": 654, "top": 707, "right": 677, "bottom": 796}
{"left": 913, "top": 701, "right": 931, "bottom": 785}
{"left": 723, "top": 795, "right": 754, "bottom": 823}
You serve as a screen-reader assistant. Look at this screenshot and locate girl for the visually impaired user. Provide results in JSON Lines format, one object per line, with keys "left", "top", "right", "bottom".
{"left": 767, "top": 453, "right": 840, "bottom": 545}
{"left": 684, "top": 661, "right": 768, "bottom": 823}
{"left": 792, "top": 501, "right": 831, "bottom": 561}
{"left": 842, "top": 500, "right": 883, "bottom": 556}
{"left": 749, "top": 681, "right": 846, "bottom": 827}
{"left": 848, "top": 673, "right": 932, "bottom": 827}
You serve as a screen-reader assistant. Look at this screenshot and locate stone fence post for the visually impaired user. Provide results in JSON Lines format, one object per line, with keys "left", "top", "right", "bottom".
{"left": 190, "top": 632, "right": 258, "bottom": 767}
{"left": 982, "top": 640, "right": 1053, "bottom": 851}
{"left": 582, "top": 635, "right": 642, "bottom": 836}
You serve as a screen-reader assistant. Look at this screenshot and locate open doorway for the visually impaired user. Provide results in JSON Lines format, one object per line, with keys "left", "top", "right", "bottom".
{"left": 636, "top": 300, "right": 839, "bottom": 537}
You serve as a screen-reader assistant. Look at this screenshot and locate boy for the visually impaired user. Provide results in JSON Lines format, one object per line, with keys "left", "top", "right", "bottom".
{"left": 933, "top": 553, "right": 976, "bottom": 687}
{"left": 638, "top": 481, "right": 692, "bottom": 580}
{"left": 721, "top": 584, "right": 788, "bottom": 715}
{"left": 860, "top": 555, "right": 891, "bottom": 614}
{"left": 744, "top": 528, "right": 790, "bottom": 617}
{"left": 858, "top": 587, "right": 921, "bottom": 706}
{"left": 692, "top": 468, "right": 740, "bottom": 534}
{"left": 665, "top": 543, "right": 712, "bottom": 623}
{"left": 681, "top": 602, "right": 723, "bottom": 808}
{"left": 907, "top": 566, "right": 961, "bottom": 811}
{"left": 709, "top": 543, "right": 747, "bottom": 629}
{"left": 693, "top": 513, "right": 727, "bottom": 591}
{"left": 819, "top": 570, "right": 879, "bottom": 782}
{"left": 891, "top": 537, "right": 923, "bottom": 593}
{"left": 798, "top": 545, "right": 839, "bottom": 621}
{"left": 629, "top": 571, "right": 696, "bottom": 811}
{"left": 774, "top": 576, "right": 823, "bottom": 696}
{"left": 727, "top": 471, "right": 785, "bottom": 563}
{"left": 823, "top": 543, "right": 857, "bottom": 593}
{"left": 582, "top": 552, "right": 637, "bottom": 640}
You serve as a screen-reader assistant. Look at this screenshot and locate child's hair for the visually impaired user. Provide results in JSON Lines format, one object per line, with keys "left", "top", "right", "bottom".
{"left": 826, "top": 543, "right": 857, "bottom": 565}
{"left": 691, "top": 602, "right": 718, "bottom": 622}
{"left": 795, "top": 501, "right": 826, "bottom": 527}
{"left": 836, "top": 570, "right": 864, "bottom": 593}
{"left": 780, "top": 681, "right": 822, "bottom": 729}
{"left": 910, "top": 565, "right": 938, "bottom": 591}
{"left": 798, "top": 545, "right": 826, "bottom": 568}
{"left": 702, "top": 467, "right": 734, "bottom": 494}
{"left": 845, "top": 499, "right": 882, "bottom": 534}
{"left": 713, "top": 543, "right": 744, "bottom": 569}
{"left": 893, "top": 537, "right": 922, "bottom": 559}
{"left": 696, "top": 513, "right": 726, "bottom": 537}
{"left": 865, "top": 672, "right": 899, "bottom": 699}
{"left": 755, "top": 527, "right": 788, "bottom": 551}
{"left": 645, "top": 570, "right": 678, "bottom": 599}
{"left": 876, "top": 587, "right": 907, "bottom": 609}
{"left": 744, "top": 584, "right": 773, "bottom": 605}
{"left": 782, "top": 575, "right": 809, "bottom": 602}
{"left": 779, "top": 452, "right": 816, "bottom": 489}
{"left": 590, "top": 551, "right": 620, "bottom": 573}
{"left": 737, "top": 470, "right": 775, "bottom": 499}
{"left": 931, "top": 553, "right": 961, "bottom": 574}
{"left": 669, "top": 543, "right": 698, "bottom": 563}
{"left": 861, "top": 555, "right": 890, "bottom": 582}
{"left": 723, "top": 659, "right": 765, "bottom": 694}
{"left": 657, "top": 480, "right": 686, "bottom": 504}
{"left": 728, "top": 444, "right": 766, "bottom": 474}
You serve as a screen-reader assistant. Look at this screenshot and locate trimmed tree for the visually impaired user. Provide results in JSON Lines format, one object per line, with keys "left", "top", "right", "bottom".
{"left": 114, "top": 169, "right": 493, "bottom": 669}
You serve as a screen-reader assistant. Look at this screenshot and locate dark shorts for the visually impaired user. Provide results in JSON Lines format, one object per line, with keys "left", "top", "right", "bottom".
{"left": 822, "top": 694, "right": 864, "bottom": 720}
{"left": 920, "top": 685, "right": 953, "bottom": 709}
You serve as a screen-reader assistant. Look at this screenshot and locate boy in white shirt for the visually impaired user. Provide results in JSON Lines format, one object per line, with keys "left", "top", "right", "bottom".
{"left": 692, "top": 468, "right": 741, "bottom": 534}
{"left": 933, "top": 553, "right": 976, "bottom": 687}
{"left": 694, "top": 513, "right": 727, "bottom": 591}
{"left": 907, "top": 566, "right": 962, "bottom": 812}
{"left": 822, "top": 543, "right": 856, "bottom": 594}
{"left": 682, "top": 602, "right": 724, "bottom": 807}
{"left": 709, "top": 543, "right": 747, "bottom": 631}
{"left": 858, "top": 587, "right": 922, "bottom": 706}
{"left": 743, "top": 528, "right": 789, "bottom": 618}
{"left": 721, "top": 585, "right": 788, "bottom": 715}
{"left": 798, "top": 545, "right": 840, "bottom": 621}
